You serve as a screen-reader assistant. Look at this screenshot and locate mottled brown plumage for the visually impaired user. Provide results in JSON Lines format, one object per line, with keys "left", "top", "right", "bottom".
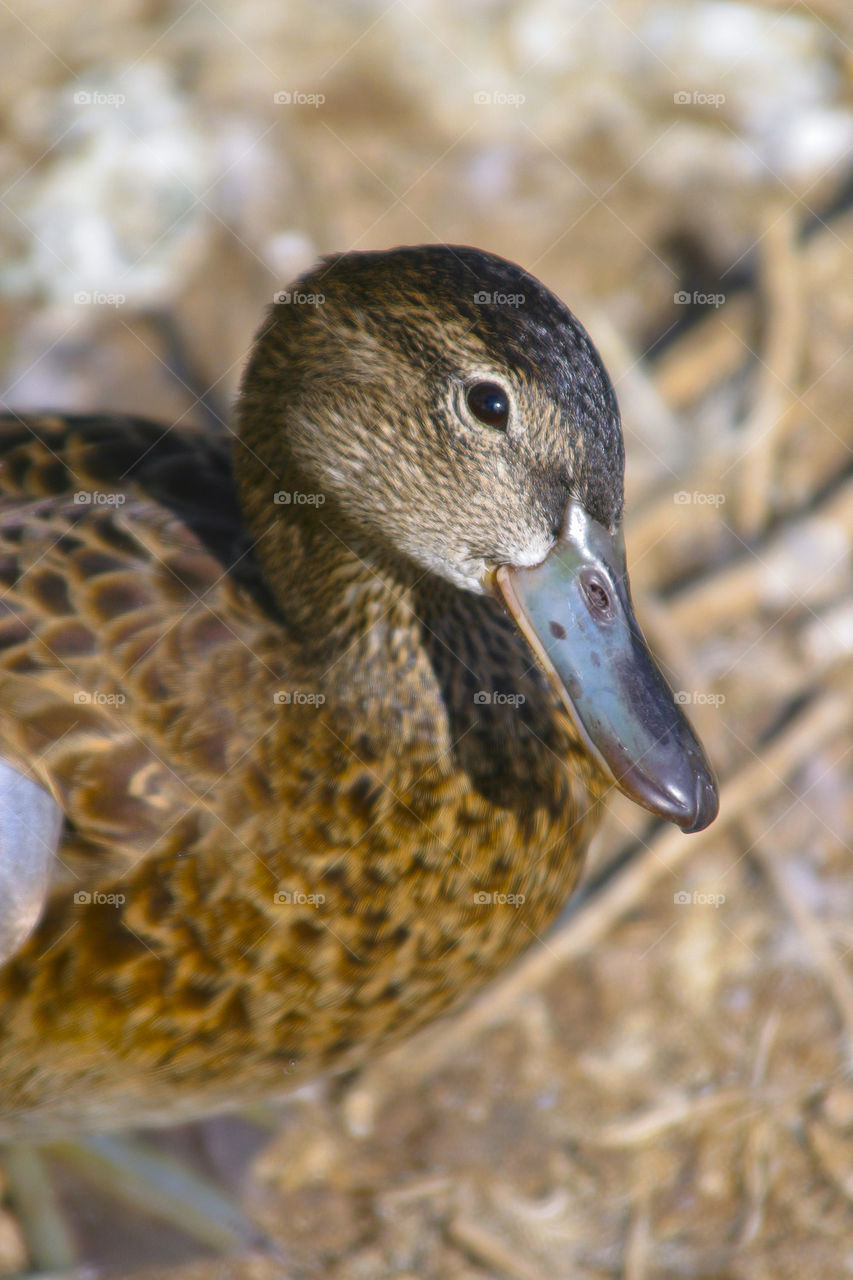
{"left": 0, "top": 245, "right": 709, "bottom": 1141}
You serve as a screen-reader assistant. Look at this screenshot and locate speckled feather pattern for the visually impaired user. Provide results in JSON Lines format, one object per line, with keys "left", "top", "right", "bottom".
{"left": 0, "top": 247, "right": 616, "bottom": 1138}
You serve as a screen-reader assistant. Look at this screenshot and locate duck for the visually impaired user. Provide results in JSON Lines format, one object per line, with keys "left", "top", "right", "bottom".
{"left": 0, "top": 243, "right": 717, "bottom": 1143}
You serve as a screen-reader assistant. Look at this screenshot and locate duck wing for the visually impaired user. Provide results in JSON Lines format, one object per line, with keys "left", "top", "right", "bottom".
{"left": 0, "top": 413, "right": 281, "bottom": 955}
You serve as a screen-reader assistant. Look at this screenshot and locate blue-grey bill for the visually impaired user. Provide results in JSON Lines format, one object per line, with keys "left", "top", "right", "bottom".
{"left": 494, "top": 502, "right": 719, "bottom": 833}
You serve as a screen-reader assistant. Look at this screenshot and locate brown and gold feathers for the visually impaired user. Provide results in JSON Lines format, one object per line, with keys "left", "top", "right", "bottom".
{"left": 0, "top": 245, "right": 716, "bottom": 1140}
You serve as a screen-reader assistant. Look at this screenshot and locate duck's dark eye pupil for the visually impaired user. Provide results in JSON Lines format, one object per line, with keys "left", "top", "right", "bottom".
{"left": 466, "top": 381, "right": 509, "bottom": 430}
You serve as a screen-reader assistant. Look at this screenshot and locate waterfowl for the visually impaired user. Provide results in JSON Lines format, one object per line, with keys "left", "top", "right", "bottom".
{"left": 0, "top": 244, "right": 717, "bottom": 1142}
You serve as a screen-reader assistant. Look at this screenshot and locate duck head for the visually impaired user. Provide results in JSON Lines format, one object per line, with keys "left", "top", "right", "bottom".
{"left": 237, "top": 244, "right": 718, "bottom": 833}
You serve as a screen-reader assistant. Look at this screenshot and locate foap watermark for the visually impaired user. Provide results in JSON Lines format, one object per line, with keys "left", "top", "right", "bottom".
{"left": 474, "top": 290, "right": 525, "bottom": 308}
{"left": 674, "top": 691, "right": 725, "bottom": 707}
{"left": 473, "top": 90, "right": 526, "bottom": 107}
{"left": 674, "top": 290, "right": 725, "bottom": 308}
{"left": 74, "top": 291, "right": 125, "bottom": 307}
{"left": 73, "top": 490, "right": 126, "bottom": 506}
{"left": 474, "top": 690, "right": 525, "bottom": 707}
{"left": 273, "top": 490, "right": 325, "bottom": 506}
{"left": 673, "top": 490, "right": 726, "bottom": 506}
{"left": 274, "top": 690, "right": 326, "bottom": 706}
{"left": 673, "top": 90, "right": 726, "bottom": 108}
{"left": 674, "top": 890, "right": 726, "bottom": 908}
{"left": 273, "top": 289, "right": 325, "bottom": 306}
{"left": 74, "top": 890, "right": 126, "bottom": 905}
{"left": 273, "top": 90, "right": 325, "bottom": 107}
{"left": 73, "top": 90, "right": 126, "bottom": 107}
{"left": 74, "top": 690, "right": 126, "bottom": 706}
{"left": 473, "top": 891, "right": 526, "bottom": 907}
{"left": 274, "top": 890, "right": 326, "bottom": 906}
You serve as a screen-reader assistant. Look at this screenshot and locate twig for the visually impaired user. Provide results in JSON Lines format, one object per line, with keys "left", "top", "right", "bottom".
{"left": 448, "top": 1215, "right": 551, "bottom": 1280}
{"left": 0, "top": 1145, "right": 77, "bottom": 1273}
{"left": 736, "top": 1011, "right": 780, "bottom": 1246}
{"left": 735, "top": 208, "right": 803, "bottom": 537}
{"left": 623, "top": 1179, "right": 652, "bottom": 1280}
{"left": 666, "top": 475, "right": 853, "bottom": 636}
{"left": 653, "top": 293, "right": 755, "bottom": 410}
{"left": 592, "top": 1089, "right": 746, "bottom": 1149}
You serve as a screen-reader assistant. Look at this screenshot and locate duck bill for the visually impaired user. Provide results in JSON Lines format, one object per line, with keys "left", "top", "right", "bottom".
{"left": 493, "top": 502, "right": 718, "bottom": 832}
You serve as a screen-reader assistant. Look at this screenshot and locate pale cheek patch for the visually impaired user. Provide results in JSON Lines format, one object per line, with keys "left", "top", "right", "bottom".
{"left": 506, "top": 530, "right": 555, "bottom": 570}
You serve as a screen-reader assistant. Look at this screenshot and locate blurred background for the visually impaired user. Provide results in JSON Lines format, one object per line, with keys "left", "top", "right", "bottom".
{"left": 1, "top": 1, "right": 852, "bottom": 1277}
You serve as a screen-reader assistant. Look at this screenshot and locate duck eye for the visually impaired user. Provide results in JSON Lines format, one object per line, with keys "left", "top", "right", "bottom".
{"left": 466, "top": 381, "right": 510, "bottom": 431}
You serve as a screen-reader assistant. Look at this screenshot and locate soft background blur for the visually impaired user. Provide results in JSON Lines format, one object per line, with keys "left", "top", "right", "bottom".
{"left": 1, "top": 2, "right": 853, "bottom": 1277}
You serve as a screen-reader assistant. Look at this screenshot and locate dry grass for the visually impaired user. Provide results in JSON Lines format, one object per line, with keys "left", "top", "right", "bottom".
{"left": 1, "top": 1, "right": 852, "bottom": 1275}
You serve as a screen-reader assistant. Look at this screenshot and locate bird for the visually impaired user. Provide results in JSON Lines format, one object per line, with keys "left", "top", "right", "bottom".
{"left": 0, "top": 244, "right": 717, "bottom": 1145}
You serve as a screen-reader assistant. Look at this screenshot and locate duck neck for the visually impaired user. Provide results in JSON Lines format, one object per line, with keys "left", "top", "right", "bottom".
{"left": 235, "top": 449, "right": 421, "bottom": 687}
